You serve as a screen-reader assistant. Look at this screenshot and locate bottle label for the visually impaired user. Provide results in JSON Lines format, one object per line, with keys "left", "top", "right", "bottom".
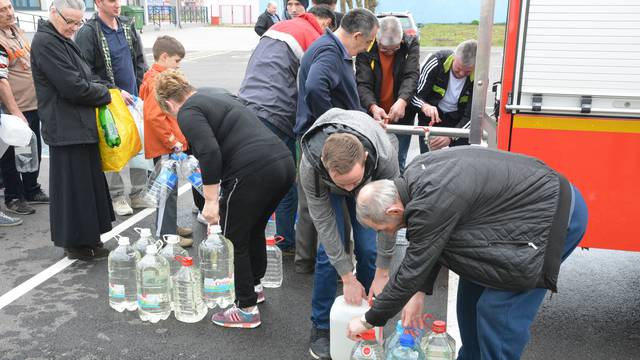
{"left": 188, "top": 172, "right": 203, "bottom": 188}
{"left": 138, "top": 294, "right": 161, "bottom": 309}
{"left": 157, "top": 168, "right": 178, "bottom": 190}
{"left": 109, "top": 284, "right": 125, "bottom": 299}
{"left": 362, "top": 346, "right": 372, "bottom": 357}
{"left": 203, "top": 277, "right": 234, "bottom": 293}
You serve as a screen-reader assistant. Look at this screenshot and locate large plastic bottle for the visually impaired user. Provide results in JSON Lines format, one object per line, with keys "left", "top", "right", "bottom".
{"left": 108, "top": 236, "right": 140, "bottom": 312}
{"left": 144, "top": 159, "right": 179, "bottom": 207}
{"left": 422, "top": 321, "right": 455, "bottom": 360}
{"left": 198, "top": 225, "right": 235, "bottom": 309}
{"left": 132, "top": 227, "right": 156, "bottom": 257}
{"left": 388, "top": 333, "right": 422, "bottom": 360}
{"left": 136, "top": 244, "right": 172, "bottom": 323}
{"left": 98, "top": 105, "right": 121, "bottom": 148}
{"left": 351, "top": 329, "right": 385, "bottom": 359}
{"left": 330, "top": 296, "right": 384, "bottom": 360}
{"left": 160, "top": 234, "right": 188, "bottom": 276}
{"left": 262, "top": 236, "right": 282, "bottom": 288}
{"left": 172, "top": 255, "right": 208, "bottom": 323}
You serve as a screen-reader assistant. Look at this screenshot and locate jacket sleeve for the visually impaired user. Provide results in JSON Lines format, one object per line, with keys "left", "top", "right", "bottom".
{"left": 364, "top": 189, "right": 461, "bottom": 327}
{"left": 143, "top": 83, "right": 178, "bottom": 151}
{"left": 33, "top": 39, "right": 110, "bottom": 107}
{"left": 355, "top": 51, "right": 378, "bottom": 112}
{"left": 371, "top": 153, "right": 400, "bottom": 270}
{"left": 299, "top": 155, "right": 354, "bottom": 276}
{"left": 254, "top": 14, "right": 269, "bottom": 36}
{"left": 177, "top": 107, "right": 222, "bottom": 185}
{"left": 396, "top": 38, "right": 421, "bottom": 102}
{"left": 304, "top": 47, "right": 342, "bottom": 120}
{"left": 131, "top": 24, "right": 147, "bottom": 90}
{"left": 411, "top": 53, "right": 439, "bottom": 111}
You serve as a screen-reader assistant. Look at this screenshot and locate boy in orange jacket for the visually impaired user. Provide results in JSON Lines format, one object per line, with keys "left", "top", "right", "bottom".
{"left": 139, "top": 36, "right": 201, "bottom": 247}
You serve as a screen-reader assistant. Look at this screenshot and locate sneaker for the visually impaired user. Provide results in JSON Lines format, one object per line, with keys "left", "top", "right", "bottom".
{"left": 196, "top": 211, "right": 208, "bottom": 225}
{"left": 255, "top": 284, "right": 265, "bottom": 304}
{"left": 25, "top": 190, "right": 49, "bottom": 204}
{"left": 177, "top": 227, "right": 193, "bottom": 238}
{"left": 65, "top": 247, "right": 110, "bottom": 260}
{"left": 5, "top": 199, "right": 35, "bottom": 215}
{"left": 309, "top": 326, "right": 331, "bottom": 359}
{"left": 0, "top": 211, "right": 22, "bottom": 226}
{"left": 178, "top": 236, "right": 193, "bottom": 248}
{"left": 113, "top": 198, "right": 133, "bottom": 216}
{"left": 130, "top": 194, "right": 156, "bottom": 209}
{"left": 211, "top": 305, "right": 261, "bottom": 329}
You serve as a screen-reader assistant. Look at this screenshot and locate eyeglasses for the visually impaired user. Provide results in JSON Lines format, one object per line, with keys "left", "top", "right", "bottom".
{"left": 55, "top": 8, "right": 84, "bottom": 27}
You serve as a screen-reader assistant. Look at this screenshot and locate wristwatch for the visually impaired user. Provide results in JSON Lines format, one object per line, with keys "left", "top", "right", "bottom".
{"left": 360, "top": 314, "right": 374, "bottom": 330}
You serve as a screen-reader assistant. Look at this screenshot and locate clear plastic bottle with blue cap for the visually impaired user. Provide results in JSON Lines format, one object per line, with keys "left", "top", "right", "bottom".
{"left": 388, "top": 333, "right": 422, "bottom": 360}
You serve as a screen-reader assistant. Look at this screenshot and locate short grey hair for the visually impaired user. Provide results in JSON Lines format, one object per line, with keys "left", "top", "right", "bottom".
{"left": 377, "top": 16, "right": 403, "bottom": 47}
{"left": 356, "top": 179, "right": 399, "bottom": 224}
{"left": 341, "top": 8, "right": 379, "bottom": 37}
{"left": 52, "top": 0, "right": 85, "bottom": 11}
{"left": 267, "top": 1, "right": 277, "bottom": 7}
{"left": 455, "top": 39, "right": 478, "bottom": 67}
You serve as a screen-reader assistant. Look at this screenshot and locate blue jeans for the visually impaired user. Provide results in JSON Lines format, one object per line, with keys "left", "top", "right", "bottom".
{"left": 311, "top": 193, "right": 377, "bottom": 329}
{"left": 397, "top": 134, "right": 411, "bottom": 174}
{"left": 260, "top": 120, "right": 298, "bottom": 250}
{"left": 457, "top": 185, "right": 588, "bottom": 360}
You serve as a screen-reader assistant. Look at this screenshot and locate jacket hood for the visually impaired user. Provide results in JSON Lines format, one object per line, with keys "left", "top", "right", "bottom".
{"left": 37, "top": 19, "right": 65, "bottom": 40}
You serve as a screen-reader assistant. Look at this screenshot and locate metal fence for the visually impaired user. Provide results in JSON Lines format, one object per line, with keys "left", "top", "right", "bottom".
{"left": 147, "top": 5, "right": 208, "bottom": 28}
{"left": 180, "top": 6, "right": 208, "bottom": 24}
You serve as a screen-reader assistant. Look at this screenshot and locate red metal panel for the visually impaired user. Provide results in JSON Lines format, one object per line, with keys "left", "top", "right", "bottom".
{"left": 497, "top": 0, "right": 522, "bottom": 150}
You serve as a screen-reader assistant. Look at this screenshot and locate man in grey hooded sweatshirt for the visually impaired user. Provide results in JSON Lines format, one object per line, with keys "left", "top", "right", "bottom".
{"left": 299, "top": 107, "right": 398, "bottom": 359}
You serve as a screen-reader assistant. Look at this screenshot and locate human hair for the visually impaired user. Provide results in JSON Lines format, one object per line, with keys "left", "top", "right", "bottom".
{"left": 377, "top": 16, "right": 403, "bottom": 46}
{"left": 455, "top": 39, "right": 478, "bottom": 67}
{"left": 313, "top": 0, "right": 337, "bottom": 5}
{"left": 340, "top": 8, "right": 378, "bottom": 37}
{"left": 155, "top": 69, "right": 195, "bottom": 113}
{"left": 356, "top": 180, "right": 399, "bottom": 224}
{"left": 321, "top": 133, "right": 365, "bottom": 175}
{"left": 308, "top": 5, "right": 335, "bottom": 26}
{"left": 267, "top": 1, "right": 277, "bottom": 7}
{"left": 152, "top": 36, "right": 185, "bottom": 61}
{"left": 52, "top": 0, "right": 85, "bottom": 11}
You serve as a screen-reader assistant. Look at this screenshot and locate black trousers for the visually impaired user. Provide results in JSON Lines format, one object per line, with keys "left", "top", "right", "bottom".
{"left": 219, "top": 156, "right": 295, "bottom": 308}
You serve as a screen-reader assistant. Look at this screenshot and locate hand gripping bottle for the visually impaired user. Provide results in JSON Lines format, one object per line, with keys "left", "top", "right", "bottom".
{"left": 108, "top": 236, "right": 140, "bottom": 312}
{"left": 98, "top": 105, "right": 121, "bottom": 148}
{"left": 132, "top": 228, "right": 157, "bottom": 257}
{"left": 422, "top": 321, "right": 455, "bottom": 360}
{"left": 172, "top": 256, "right": 208, "bottom": 323}
{"left": 198, "top": 225, "right": 235, "bottom": 309}
{"left": 136, "top": 244, "right": 171, "bottom": 323}
{"left": 351, "top": 329, "right": 384, "bottom": 359}
{"left": 388, "top": 333, "right": 422, "bottom": 360}
{"left": 262, "top": 236, "right": 283, "bottom": 288}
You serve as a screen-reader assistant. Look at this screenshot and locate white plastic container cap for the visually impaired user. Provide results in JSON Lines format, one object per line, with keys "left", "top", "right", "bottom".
{"left": 210, "top": 225, "right": 222, "bottom": 234}
{"left": 140, "top": 228, "right": 152, "bottom": 237}
{"left": 118, "top": 236, "right": 130, "bottom": 246}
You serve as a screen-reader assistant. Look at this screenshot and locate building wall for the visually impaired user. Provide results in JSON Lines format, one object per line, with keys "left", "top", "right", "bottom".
{"left": 208, "top": 0, "right": 259, "bottom": 23}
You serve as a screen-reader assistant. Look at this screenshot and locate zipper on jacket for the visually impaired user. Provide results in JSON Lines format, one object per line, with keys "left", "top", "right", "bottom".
{"left": 488, "top": 240, "right": 538, "bottom": 249}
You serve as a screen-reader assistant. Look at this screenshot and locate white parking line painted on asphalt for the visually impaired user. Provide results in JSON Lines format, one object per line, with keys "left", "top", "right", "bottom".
{"left": 0, "top": 184, "right": 192, "bottom": 311}
{"left": 447, "top": 270, "right": 462, "bottom": 354}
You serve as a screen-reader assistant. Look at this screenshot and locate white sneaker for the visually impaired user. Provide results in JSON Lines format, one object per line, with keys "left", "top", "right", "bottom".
{"left": 113, "top": 198, "right": 133, "bottom": 216}
{"left": 196, "top": 212, "right": 207, "bottom": 225}
{"left": 130, "top": 194, "right": 157, "bottom": 209}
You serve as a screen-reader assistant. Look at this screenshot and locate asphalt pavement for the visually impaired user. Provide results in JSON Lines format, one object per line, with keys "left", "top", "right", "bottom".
{"left": 1, "top": 28, "right": 639, "bottom": 359}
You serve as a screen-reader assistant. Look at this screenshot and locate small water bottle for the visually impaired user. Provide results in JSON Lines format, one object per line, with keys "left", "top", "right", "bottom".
{"left": 262, "top": 236, "right": 283, "bottom": 288}
{"left": 198, "top": 225, "right": 235, "bottom": 309}
{"left": 132, "top": 228, "right": 156, "bottom": 257}
{"left": 172, "top": 255, "right": 208, "bottom": 323}
{"left": 179, "top": 154, "right": 204, "bottom": 196}
{"left": 160, "top": 235, "right": 188, "bottom": 276}
{"left": 388, "top": 333, "right": 422, "bottom": 360}
{"left": 385, "top": 320, "right": 404, "bottom": 354}
{"left": 108, "top": 236, "right": 140, "bottom": 312}
{"left": 351, "top": 329, "right": 384, "bottom": 359}
{"left": 136, "top": 244, "right": 172, "bottom": 323}
{"left": 143, "top": 158, "right": 179, "bottom": 207}
{"left": 422, "top": 321, "right": 455, "bottom": 360}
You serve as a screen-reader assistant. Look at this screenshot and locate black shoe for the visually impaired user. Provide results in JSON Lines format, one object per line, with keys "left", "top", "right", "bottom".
{"left": 279, "top": 246, "right": 296, "bottom": 256}
{"left": 295, "top": 264, "right": 315, "bottom": 274}
{"left": 65, "top": 247, "right": 110, "bottom": 260}
{"left": 309, "top": 326, "right": 331, "bottom": 359}
{"left": 25, "top": 190, "right": 50, "bottom": 204}
{"left": 5, "top": 199, "right": 35, "bottom": 215}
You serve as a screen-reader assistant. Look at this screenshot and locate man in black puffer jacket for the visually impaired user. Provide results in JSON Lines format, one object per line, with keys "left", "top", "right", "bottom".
{"left": 347, "top": 146, "right": 589, "bottom": 360}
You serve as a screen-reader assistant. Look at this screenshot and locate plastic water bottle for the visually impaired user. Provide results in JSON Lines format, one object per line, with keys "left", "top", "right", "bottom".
{"left": 351, "top": 329, "right": 384, "bottom": 359}
{"left": 108, "top": 236, "right": 140, "bottom": 312}
{"left": 98, "top": 105, "right": 121, "bottom": 148}
{"left": 132, "top": 228, "right": 156, "bottom": 257}
{"left": 422, "top": 321, "right": 455, "bottom": 360}
{"left": 136, "top": 244, "right": 171, "bottom": 323}
{"left": 388, "top": 333, "right": 421, "bottom": 360}
{"left": 330, "top": 296, "right": 384, "bottom": 360}
{"left": 385, "top": 320, "right": 404, "bottom": 354}
{"left": 179, "top": 154, "right": 204, "bottom": 196}
{"left": 143, "top": 158, "right": 179, "bottom": 207}
{"left": 262, "top": 236, "right": 283, "bottom": 288}
{"left": 198, "top": 225, "right": 235, "bottom": 309}
{"left": 160, "top": 235, "right": 188, "bottom": 276}
{"left": 172, "top": 255, "right": 208, "bottom": 323}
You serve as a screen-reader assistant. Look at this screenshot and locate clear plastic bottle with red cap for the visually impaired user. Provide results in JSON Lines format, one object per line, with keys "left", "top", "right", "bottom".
{"left": 262, "top": 236, "right": 283, "bottom": 288}
{"left": 351, "top": 329, "right": 385, "bottom": 359}
{"left": 172, "top": 255, "right": 208, "bottom": 323}
{"left": 421, "top": 320, "right": 455, "bottom": 360}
